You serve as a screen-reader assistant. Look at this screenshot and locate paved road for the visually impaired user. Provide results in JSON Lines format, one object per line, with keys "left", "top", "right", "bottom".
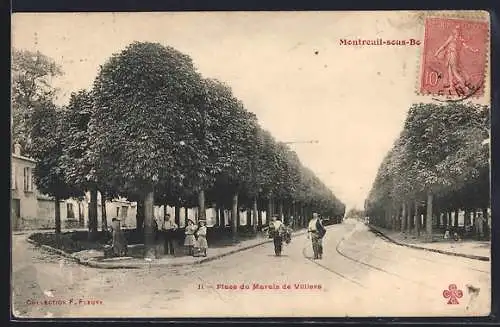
{"left": 11, "top": 219, "right": 490, "bottom": 318}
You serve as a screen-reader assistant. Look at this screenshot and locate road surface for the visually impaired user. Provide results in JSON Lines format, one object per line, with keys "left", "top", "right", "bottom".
{"left": 11, "top": 219, "right": 490, "bottom": 318}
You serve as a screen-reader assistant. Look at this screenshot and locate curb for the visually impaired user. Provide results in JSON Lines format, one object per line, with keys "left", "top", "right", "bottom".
{"left": 368, "top": 224, "right": 490, "bottom": 262}
{"left": 26, "top": 229, "right": 310, "bottom": 269}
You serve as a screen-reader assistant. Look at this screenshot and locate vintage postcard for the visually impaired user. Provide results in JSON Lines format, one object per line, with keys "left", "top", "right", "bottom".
{"left": 11, "top": 10, "right": 491, "bottom": 318}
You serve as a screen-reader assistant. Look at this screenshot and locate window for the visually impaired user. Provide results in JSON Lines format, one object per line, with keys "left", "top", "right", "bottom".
{"left": 67, "top": 203, "right": 75, "bottom": 219}
{"left": 11, "top": 164, "right": 16, "bottom": 190}
{"left": 121, "top": 206, "right": 128, "bottom": 219}
{"left": 23, "top": 167, "right": 33, "bottom": 192}
{"left": 116, "top": 207, "right": 120, "bottom": 218}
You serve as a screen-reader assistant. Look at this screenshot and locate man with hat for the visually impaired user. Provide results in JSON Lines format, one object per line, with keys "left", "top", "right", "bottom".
{"left": 266, "top": 215, "right": 285, "bottom": 256}
{"left": 160, "top": 213, "right": 178, "bottom": 255}
{"left": 307, "top": 213, "right": 326, "bottom": 259}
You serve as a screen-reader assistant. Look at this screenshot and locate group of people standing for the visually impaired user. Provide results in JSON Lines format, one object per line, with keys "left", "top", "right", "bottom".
{"left": 153, "top": 214, "right": 208, "bottom": 257}
{"left": 266, "top": 212, "right": 327, "bottom": 259}
{"left": 108, "top": 212, "right": 327, "bottom": 260}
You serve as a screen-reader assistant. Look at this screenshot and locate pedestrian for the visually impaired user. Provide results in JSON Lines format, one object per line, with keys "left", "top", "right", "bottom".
{"left": 265, "top": 215, "right": 285, "bottom": 256}
{"left": 307, "top": 213, "right": 326, "bottom": 259}
{"left": 184, "top": 219, "right": 197, "bottom": 256}
{"left": 110, "top": 218, "right": 128, "bottom": 257}
{"left": 195, "top": 220, "right": 208, "bottom": 257}
{"left": 161, "top": 213, "right": 178, "bottom": 255}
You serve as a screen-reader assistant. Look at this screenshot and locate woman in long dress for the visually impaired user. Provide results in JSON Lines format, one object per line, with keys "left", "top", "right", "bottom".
{"left": 195, "top": 220, "right": 208, "bottom": 257}
{"left": 184, "top": 219, "right": 197, "bottom": 256}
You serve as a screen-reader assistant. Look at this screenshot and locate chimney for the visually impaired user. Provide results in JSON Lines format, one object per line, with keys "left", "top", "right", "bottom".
{"left": 14, "top": 143, "right": 22, "bottom": 156}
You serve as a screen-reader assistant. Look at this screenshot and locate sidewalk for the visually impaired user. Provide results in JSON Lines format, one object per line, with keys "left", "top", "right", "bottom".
{"left": 369, "top": 224, "right": 490, "bottom": 261}
{"left": 13, "top": 227, "right": 88, "bottom": 236}
{"left": 27, "top": 228, "right": 310, "bottom": 269}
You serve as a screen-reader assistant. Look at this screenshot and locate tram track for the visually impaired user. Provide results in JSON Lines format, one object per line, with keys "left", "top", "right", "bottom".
{"left": 300, "top": 244, "right": 366, "bottom": 289}
{"left": 296, "top": 222, "right": 436, "bottom": 290}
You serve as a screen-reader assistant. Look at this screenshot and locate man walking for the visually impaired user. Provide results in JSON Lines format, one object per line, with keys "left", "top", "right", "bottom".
{"left": 265, "top": 215, "right": 285, "bottom": 256}
{"left": 161, "top": 213, "right": 178, "bottom": 255}
{"left": 308, "top": 213, "right": 326, "bottom": 259}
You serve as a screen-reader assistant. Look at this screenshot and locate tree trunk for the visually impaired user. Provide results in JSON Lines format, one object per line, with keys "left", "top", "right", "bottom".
{"left": 215, "top": 204, "right": 220, "bottom": 227}
{"left": 101, "top": 193, "right": 107, "bottom": 232}
{"left": 89, "top": 187, "right": 98, "bottom": 241}
{"left": 54, "top": 196, "right": 61, "bottom": 235}
{"left": 267, "top": 197, "right": 273, "bottom": 224}
{"left": 198, "top": 190, "right": 206, "bottom": 222}
{"left": 252, "top": 197, "right": 258, "bottom": 233}
{"left": 303, "top": 205, "right": 307, "bottom": 226}
{"left": 184, "top": 207, "right": 188, "bottom": 227}
{"left": 414, "top": 200, "right": 420, "bottom": 237}
{"left": 426, "top": 192, "right": 433, "bottom": 241}
{"left": 406, "top": 201, "right": 412, "bottom": 234}
{"left": 454, "top": 209, "right": 459, "bottom": 227}
{"left": 482, "top": 208, "right": 489, "bottom": 239}
{"left": 144, "top": 190, "right": 155, "bottom": 259}
{"left": 258, "top": 209, "right": 263, "bottom": 231}
{"left": 401, "top": 203, "right": 407, "bottom": 233}
{"left": 220, "top": 205, "right": 225, "bottom": 229}
{"left": 78, "top": 202, "right": 84, "bottom": 227}
{"left": 473, "top": 210, "right": 478, "bottom": 235}
{"left": 174, "top": 206, "right": 180, "bottom": 227}
{"left": 447, "top": 211, "right": 452, "bottom": 228}
{"left": 279, "top": 201, "right": 284, "bottom": 221}
{"left": 232, "top": 193, "right": 239, "bottom": 241}
{"left": 136, "top": 198, "right": 144, "bottom": 233}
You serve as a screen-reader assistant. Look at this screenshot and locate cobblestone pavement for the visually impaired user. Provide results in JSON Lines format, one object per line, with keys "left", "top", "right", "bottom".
{"left": 11, "top": 219, "right": 490, "bottom": 318}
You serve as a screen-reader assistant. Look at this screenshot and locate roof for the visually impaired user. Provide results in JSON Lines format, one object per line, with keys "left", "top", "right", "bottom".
{"left": 11, "top": 153, "right": 37, "bottom": 163}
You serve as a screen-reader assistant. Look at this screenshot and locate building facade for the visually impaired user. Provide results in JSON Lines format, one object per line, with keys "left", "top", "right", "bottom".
{"left": 10, "top": 144, "right": 137, "bottom": 231}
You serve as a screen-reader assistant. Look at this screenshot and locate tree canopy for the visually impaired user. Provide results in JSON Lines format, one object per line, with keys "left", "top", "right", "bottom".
{"left": 365, "top": 102, "right": 490, "bottom": 227}
{"left": 12, "top": 49, "right": 63, "bottom": 155}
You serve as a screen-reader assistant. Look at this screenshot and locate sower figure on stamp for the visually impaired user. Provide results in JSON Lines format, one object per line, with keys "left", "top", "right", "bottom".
{"left": 434, "top": 25, "right": 479, "bottom": 89}
{"left": 161, "top": 213, "right": 178, "bottom": 255}
{"left": 307, "top": 213, "right": 326, "bottom": 260}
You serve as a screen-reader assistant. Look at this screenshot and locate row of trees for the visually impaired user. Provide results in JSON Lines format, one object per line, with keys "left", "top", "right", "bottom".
{"left": 12, "top": 43, "right": 345, "bottom": 256}
{"left": 364, "top": 102, "right": 490, "bottom": 240}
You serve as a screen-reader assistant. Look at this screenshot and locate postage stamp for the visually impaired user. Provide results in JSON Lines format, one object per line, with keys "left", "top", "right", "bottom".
{"left": 419, "top": 17, "right": 489, "bottom": 98}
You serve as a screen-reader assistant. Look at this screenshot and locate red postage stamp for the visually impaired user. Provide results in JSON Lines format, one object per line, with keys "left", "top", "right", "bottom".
{"left": 420, "top": 17, "right": 489, "bottom": 98}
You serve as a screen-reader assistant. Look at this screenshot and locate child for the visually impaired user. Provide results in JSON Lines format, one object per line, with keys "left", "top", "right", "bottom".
{"left": 195, "top": 220, "right": 208, "bottom": 257}
{"left": 184, "top": 219, "right": 197, "bottom": 256}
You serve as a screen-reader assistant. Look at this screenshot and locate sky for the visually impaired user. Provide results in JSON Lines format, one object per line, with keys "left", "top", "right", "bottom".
{"left": 11, "top": 11, "right": 490, "bottom": 210}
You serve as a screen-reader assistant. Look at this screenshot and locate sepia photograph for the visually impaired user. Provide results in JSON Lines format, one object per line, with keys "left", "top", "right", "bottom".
{"left": 10, "top": 10, "right": 491, "bottom": 318}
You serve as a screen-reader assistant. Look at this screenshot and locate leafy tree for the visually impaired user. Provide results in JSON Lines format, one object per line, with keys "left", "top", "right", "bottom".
{"left": 12, "top": 49, "right": 63, "bottom": 155}
{"left": 89, "top": 41, "right": 205, "bottom": 258}
{"left": 60, "top": 89, "right": 117, "bottom": 239}
{"left": 30, "top": 101, "right": 83, "bottom": 236}
{"left": 366, "top": 102, "right": 490, "bottom": 240}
